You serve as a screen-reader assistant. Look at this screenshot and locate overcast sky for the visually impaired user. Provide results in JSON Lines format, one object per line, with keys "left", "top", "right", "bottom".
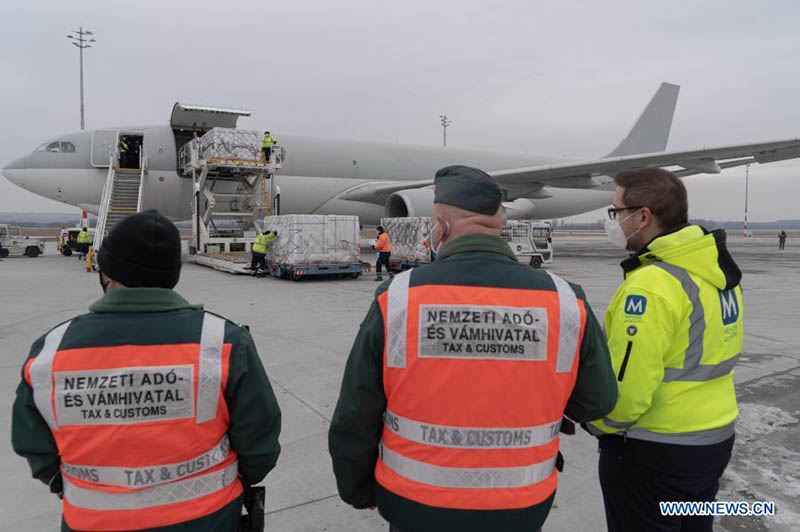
{"left": 1, "top": 0, "right": 798, "bottom": 222}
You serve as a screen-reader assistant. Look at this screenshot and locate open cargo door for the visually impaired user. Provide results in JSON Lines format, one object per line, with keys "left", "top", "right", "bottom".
{"left": 170, "top": 103, "right": 251, "bottom": 133}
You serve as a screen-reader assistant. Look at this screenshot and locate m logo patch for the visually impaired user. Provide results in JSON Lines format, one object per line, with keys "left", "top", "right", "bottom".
{"left": 719, "top": 289, "right": 739, "bottom": 325}
{"left": 624, "top": 295, "right": 647, "bottom": 315}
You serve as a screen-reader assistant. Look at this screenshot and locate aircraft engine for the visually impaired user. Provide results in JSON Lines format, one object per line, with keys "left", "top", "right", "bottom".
{"left": 384, "top": 188, "right": 435, "bottom": 218}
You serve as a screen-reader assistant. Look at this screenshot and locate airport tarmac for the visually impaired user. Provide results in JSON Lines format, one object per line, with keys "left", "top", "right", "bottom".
{"left": 0, "top": 234, "right": 797, "bottom": 532}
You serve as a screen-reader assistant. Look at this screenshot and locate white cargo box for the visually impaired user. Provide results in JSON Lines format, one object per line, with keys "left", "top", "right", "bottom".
{"left": 264, "top": 215, "right": 361, "bottom": 266}
{"left": 380, "top": 217, "right": 431, "bottom": 263}
{"left": 199, "top": 128, "right": 261, "bottom": 162}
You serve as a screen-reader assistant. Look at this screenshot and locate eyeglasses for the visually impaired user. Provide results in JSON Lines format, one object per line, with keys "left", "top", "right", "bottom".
{"left": 607, "top": 206, "right": 644, "bottom": 220}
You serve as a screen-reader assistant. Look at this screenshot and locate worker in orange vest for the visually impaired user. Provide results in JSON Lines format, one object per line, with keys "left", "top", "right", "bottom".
{"left": 374, "top": 225, "right": 393, "bottom": 281}
{"left": 329, "top": 166, "right": 617, "bottom": 532}
{"left": 12, "top": 210, "right": 282, "bottom": 532}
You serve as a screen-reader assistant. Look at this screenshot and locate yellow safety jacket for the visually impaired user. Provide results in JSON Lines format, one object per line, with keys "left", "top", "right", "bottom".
{"left": 252, "top": 233, "right": 269, "bottom": 253}
{"left": 261, "top": 136, "right": 275, "bottom": 148}
{"left": 589, "top": 225, "right": 743, "bottom": 445}
{"left": 264, "top": 233, "right": 275, "bottom": 248}
{"left": 77, "top": 231, "right": 92, "bottom": 244}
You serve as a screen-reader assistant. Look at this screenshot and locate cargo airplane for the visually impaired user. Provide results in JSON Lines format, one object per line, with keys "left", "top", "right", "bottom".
{"left": 4, "top": 83, "right": 800, "bottom": 225}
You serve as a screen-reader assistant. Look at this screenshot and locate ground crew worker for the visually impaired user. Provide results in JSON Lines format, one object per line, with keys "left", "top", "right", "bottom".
{"left": 84, "top": 244, "right": 95, "bottom": 273}
{"left": 329, "top": 165, "right": 617, "bottom": 532}
{"left": 374, "top": 225, "right": 393, "bottom": 281}
{"left": 588, "top": 168, "right": 743, "bottom": 532}
{"left": 778, "top": 229, "right": 787, "bottom": 250}
{"left": 11, "top": 210, "right": 282, "bottom": 532}
{"left": 118, "top": 136, "right": 129, "bottom": 168}
{"left": 261, "top": 131, "right": 275, "bottom": 162}
{"left": 251, "top": 228, "right": 270, "bottom": 274}
{"left": 76, "top": 227, "right": 92, "bottom": 259}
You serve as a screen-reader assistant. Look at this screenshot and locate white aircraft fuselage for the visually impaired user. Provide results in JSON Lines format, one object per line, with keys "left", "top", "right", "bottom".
{"left": 2, "top": 124, "right": 613, "bottom": 225}
{"left": 12, "top": 84, "right": 794, "bottom": 224}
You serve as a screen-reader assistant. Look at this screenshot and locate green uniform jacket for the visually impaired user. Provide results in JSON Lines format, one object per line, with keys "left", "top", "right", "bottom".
{"left": 11, "top": 288, "right": 282, "bottom": 532}
{"left": 588, "top": 225, "right": 743, "bottom": 443}
{"left": 328, "top": 233, "right": 617, "bottom": 532}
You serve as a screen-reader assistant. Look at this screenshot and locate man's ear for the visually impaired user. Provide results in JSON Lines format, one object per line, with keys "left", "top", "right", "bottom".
{"left": 639, "top": 207, "right": 653, "bottom": 228}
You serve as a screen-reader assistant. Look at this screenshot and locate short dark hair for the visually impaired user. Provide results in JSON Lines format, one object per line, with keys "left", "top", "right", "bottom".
{"left": 615, "top": 168, "right": 688, "bottom": 228}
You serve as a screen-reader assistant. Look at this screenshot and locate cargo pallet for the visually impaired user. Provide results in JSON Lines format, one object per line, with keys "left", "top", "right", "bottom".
{"left": 267, "top": 261, "right": 369, "bottom": 281}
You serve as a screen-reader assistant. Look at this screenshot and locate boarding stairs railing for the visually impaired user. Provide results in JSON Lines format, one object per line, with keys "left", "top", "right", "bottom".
{"left": 94, "top": 140, "right": 144, "bottom": 252}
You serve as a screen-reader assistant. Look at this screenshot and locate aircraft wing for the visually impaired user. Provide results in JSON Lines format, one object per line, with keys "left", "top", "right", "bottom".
{"left": 338, "top": 137, "right": 800, "bottom": 205}
{"left": 494, "top": 138, "right": 800, "bottom": 188}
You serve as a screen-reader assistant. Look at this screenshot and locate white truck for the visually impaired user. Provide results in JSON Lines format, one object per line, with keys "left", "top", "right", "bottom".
{"left": 500, "top": 220, "right": 553, "bottom": 268}
{"left": 0, "top": 225, "right": 45, "bottom": 258}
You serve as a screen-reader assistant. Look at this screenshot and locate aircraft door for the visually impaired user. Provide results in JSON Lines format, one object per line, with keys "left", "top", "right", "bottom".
{"left": 119, "top": 134, "right": 144, "bottom": 169}
{"left": 91, "top": 130, "right": 119, "bottom": 167}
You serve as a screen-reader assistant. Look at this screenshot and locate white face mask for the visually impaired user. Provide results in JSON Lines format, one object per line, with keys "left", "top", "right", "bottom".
{"left": 604, "top": 209, "right": 642, "bottom": 250}
{"left": 430, "top": 219, "right": 450, "bottom": 254}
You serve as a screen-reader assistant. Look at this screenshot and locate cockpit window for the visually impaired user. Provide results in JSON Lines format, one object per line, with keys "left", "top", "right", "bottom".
{"left": 33, "top": 141, "right": 76, "bottom": 153}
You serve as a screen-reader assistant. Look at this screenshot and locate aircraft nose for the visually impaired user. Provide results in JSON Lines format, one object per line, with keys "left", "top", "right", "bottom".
{"left": 2, "top": 156, "right": 28, "bottom": 186}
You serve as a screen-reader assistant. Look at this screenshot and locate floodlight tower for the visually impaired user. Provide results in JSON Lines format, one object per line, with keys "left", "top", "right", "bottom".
{"left": 67, "top": 27, "right": 96, "bottom": 130}
{"left": 439, "top": 114, "right": 452, "bottom": 148}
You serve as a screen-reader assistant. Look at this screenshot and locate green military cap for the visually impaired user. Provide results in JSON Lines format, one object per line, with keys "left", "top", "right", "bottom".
{"left": 433, "top": 165, "right": 503, "bottom": 215}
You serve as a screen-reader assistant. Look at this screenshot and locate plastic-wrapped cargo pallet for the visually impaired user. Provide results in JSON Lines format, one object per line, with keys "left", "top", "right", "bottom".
{"left": 199, "top": 128, "right": 261, "bottom": 161}
{"left": 264, "top": 215, "right": 361, "bottom": 266}
{"left": 380, "top": 217, "right": 431, "bottom": 263}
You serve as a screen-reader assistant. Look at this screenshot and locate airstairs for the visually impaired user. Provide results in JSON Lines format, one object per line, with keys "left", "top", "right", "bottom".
{"left": 94, "top": 142, "right": 145, "bottom": 253}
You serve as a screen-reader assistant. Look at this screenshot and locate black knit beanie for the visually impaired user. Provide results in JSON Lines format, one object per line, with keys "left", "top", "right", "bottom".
{"left": 97, "top": 210, "right": 182, "bottom": 288}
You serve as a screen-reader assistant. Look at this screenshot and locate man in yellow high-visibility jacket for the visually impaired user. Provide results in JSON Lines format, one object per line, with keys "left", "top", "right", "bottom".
{"left": 261, "top": 132, "right": 275, "bottom": 162}
{"left": 250, "top": 229, "right": 270, "bottom": 274}
{"left": 76, "top": 227, "right": 92, "bottom": 259}
{"left": 588, "top": 168, "right": 743, "bottom": 532}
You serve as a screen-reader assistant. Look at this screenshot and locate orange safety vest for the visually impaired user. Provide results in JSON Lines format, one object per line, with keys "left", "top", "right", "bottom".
{"left": 375, "top": 270, "right": 586, "bottom": 510}
{"left": 24, "top": 313, "right": 242, "bottom": 531}
{"left": 377, "top": 232, "right": 392, "bottom": 252}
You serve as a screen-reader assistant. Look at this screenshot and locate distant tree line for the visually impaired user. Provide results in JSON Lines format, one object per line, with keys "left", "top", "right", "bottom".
{"left": 2, "top": 212, "right": 798, "bottom": 231}
{"left": 552, "top": 218, "right": 800, "bottom": 231}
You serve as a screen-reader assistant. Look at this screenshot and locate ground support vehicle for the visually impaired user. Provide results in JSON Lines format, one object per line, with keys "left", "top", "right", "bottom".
{"left": 58, "top": 227, "right": 96, "bottom": 257}
{"left": 266, "top": 261, "right": 369, "bottom": 281}
{"left": 500, "top": 220, "right": 553, "bottom": 268}
{"left": 0, "top": 225, "right": 45, "bottom": 258}
{"left": 182, "top": 124, "right": 284, "bottom": 274}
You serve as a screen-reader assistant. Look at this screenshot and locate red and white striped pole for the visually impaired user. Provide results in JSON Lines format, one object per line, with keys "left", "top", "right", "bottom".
{"left": 743, "top": 164, "right": 750, "bottom": 238}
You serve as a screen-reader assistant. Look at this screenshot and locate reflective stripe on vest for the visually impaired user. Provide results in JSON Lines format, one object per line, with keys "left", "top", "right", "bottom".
{"left": 30, "top": 314, "right": 224, "bottom": 430}
{"left": 380, "top": 444, "right": 556, "bottom": 489}
{"left": 546, "top": 272, "right": 581, "bottom": 373}
{"left": 197, "top": 313, "right": 225, "bottom": 423}
{"left": 384, "top": 408, "right": 561, "bottom": 449}
{"left": 653, "top": 262, "right": 738, "bottom": 382}
{"left": 61, "top": 434, "right": 231, "bottom": 488}
{"left": 627, "top": 420, "right": 735, "bottom": 446}
{"left": 64, "top": 460, "right": 239, "bottom": 511}
{"left": 30, "top": 321, "right": 72, "bottom": 431}
{"left": 386, "top": 269, "right": 412, "bottom": 368}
